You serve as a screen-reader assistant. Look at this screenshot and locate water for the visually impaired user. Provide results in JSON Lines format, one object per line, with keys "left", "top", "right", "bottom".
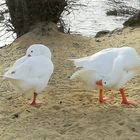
{"left": 0, "top": 0, "right": 139, "bottom": 47}
{"left": 0, "top": 0, "right": 16, "bottom": 47}
{"left": 62, "top": 0, "right": 140, "bottom": 36}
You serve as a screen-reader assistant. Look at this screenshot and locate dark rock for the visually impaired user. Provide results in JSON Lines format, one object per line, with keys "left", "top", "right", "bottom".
{"left": 106, "top": 7, "right": 138, "bottom": 16}
{"left": 106, "top": 9, "right": 117, "bottom": 16}
{"left": 95, "top": 30, "right": 110, "bottom": 38}
{"left": 123, "top": 11, "right": 140, "bottom": 27}
{"left": 110, "top": 28, "right": 123, "bottom": 34}
{"left": 11, "top": 112, "right": 19, "bottom": 119}
{"left": 122, "top": 8, "right": 138, "bottom": 15}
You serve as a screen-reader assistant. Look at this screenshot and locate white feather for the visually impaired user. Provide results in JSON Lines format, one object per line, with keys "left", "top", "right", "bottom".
{"left": 3, "top": 44, "right": 54, "bottom": 96}
{"left": 70, "top": 46, "right": 140, "bottom": 89}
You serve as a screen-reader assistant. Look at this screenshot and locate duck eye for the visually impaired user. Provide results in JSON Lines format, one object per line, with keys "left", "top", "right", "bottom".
{"left": 31, "top": 50, "right": 33, "bottom": 53}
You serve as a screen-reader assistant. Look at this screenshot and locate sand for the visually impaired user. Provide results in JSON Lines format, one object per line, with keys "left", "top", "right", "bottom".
{"left": 0, "top": 24, "right": 140, "bottom": 140}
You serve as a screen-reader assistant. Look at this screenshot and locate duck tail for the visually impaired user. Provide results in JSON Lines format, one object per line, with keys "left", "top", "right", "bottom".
{"left": 68, "top": 58, "right": 87, "bottom": 68}
{"left": 70, "top": 69, "right": 95, "bottom": 80}
{"left": 70, "top": 70, "right": 82, "bottom": 80}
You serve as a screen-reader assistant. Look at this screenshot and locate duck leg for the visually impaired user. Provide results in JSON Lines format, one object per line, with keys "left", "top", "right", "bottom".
{"left": 96, "top": 80, "right": 109, "bottom": 103}
{"left": 99, "top": 89, "right": 104, "bottom": 102}
{"left": 30, "top": 92, "right": 38, "bottom": 105}
{"left": 98, "top": 89, "right": 108, "bottom": 103}
{"left": 119, "top": 88, "right": 137, "bottom": 105}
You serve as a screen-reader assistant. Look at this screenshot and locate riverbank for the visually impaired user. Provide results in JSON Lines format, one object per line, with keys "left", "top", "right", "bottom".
{"left": 0, "top": 24, "right": 140, "bottom": 140}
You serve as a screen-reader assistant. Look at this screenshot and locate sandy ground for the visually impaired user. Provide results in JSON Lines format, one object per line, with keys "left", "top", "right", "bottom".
{"left": 0, "top": 24, "right": 140, "bottom": 140}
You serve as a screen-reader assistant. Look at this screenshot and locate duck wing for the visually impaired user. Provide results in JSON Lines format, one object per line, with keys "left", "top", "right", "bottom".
{"left": 4, "top": 56, "right": 54, "bottom": 81}
{"left": 70, "top": 48, "right": 119, "bottom": 76}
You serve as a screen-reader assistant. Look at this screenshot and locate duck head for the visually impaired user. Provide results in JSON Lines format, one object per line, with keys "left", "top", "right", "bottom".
{"left": 26, "top": 44, "right": 51, "bottom": 59}
{"left": 96, "top": 78, "right": 111, "bottom": 87}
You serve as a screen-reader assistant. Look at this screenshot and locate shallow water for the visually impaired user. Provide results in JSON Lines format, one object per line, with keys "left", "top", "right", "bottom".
{"left": 0, "top": 0, "right": 139, "bottom": 46}
{"left": 62, "top": 0, "right": 140, "bottom": 36}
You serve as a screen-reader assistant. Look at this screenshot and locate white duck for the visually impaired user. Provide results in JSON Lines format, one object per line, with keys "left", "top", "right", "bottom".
{"left": 3, "top": 44, "right": 54, "bottom": 105}
{"left": 70, "top": 46, "right": 140, "bottom": 105}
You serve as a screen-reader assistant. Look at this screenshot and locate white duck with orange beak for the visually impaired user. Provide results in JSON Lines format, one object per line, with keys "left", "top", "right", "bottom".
{"left": 3, "top": 44, "right": 54, "bottom": 105}
{"left": 70, "top": 46, "right": 140, "bottom": 105}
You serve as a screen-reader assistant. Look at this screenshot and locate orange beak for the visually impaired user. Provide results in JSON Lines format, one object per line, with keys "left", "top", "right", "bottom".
{"left": 28, "top": 54, "right": 31, "bottom": 57}
{"left": 96, "top": 80, "right": 103, "bottom": 86}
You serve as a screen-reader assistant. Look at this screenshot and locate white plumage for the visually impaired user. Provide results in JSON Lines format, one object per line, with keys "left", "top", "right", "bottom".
{"left": 70, "top": 46, "right": 140, "bottom": 105}
{"left": 3, "top": 44, "right": 54, "bottom": 105}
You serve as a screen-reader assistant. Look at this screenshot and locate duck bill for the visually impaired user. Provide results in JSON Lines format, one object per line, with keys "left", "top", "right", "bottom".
{"left": 28, "top": 54, "right": 32, "bottom": 57}
{"left": 96, "top": 80, "right": 103, "bottom": 86}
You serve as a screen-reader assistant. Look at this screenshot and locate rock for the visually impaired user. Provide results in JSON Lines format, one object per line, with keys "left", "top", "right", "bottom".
{"left": 123, "top": 11, "right": 140, "bottom": 27}
{"left": 95, "top": 30, "right": 110, "bottom": 38}
{"left": 111, "top": 28, "right": 123, "bottom": 34}
{"left": 106, "top": 7, "right": 138, "bottom": 16}
{"left": 11, "top": 112, "right": 19, "bottom": 119}
{"left": 95, "top": 39, "right": 101, "bottom": 42}
{"left": 106, "top": 9, "right": 117, "bottom": 16}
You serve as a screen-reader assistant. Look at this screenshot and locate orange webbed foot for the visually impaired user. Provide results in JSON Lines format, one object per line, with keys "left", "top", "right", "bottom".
{"left": 121, "top": 100, "right": 137, "bottom": 105}
{"left": 99, "top": 97, "right": 111, "bottom": 103}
